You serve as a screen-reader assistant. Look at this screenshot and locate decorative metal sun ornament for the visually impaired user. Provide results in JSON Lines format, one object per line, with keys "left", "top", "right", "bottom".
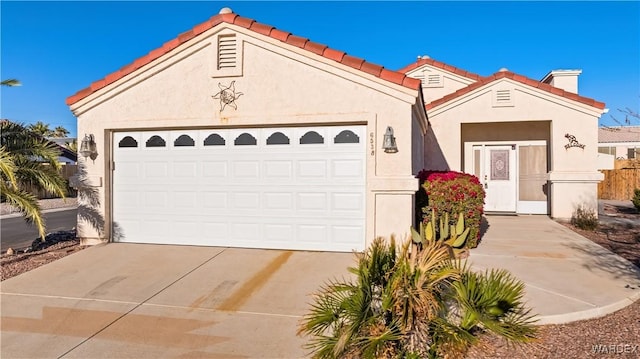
{"left": 213, "top": 81, "right": 243, "bottom": 112}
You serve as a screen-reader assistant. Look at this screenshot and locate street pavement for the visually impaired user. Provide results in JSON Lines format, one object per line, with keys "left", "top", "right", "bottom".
{"left": 1, "top": 208, "right": 77, "bottom": 252}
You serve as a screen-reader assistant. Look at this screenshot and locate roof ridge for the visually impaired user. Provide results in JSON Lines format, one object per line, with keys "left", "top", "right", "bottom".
{"left": 425, "top": 70, "right": 605, "bottom": 110}
{"left": 66, "top": 11, "right": 420, "bottom": 106}
{"left": 398, "top": 57, "right": 483, "bottom": 81}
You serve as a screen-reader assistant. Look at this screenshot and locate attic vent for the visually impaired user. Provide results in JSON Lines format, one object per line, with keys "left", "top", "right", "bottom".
{"left": 427, "top": 74, "right": 442, "bottom": 85}
{"left": 493, "top": 89, "right": 514, "bottom": 107}
{"left": 496, "top": 90, "right": 511, "bottom": 102}
{"left": 424, "top": 73, "right": 443, "bottom": 88}
{"left": 218, "top": 34, "right": 237, "bottom": 69}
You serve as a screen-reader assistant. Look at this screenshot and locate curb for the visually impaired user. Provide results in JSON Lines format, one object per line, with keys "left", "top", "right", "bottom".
{"left": 0, "top": 206, "right": 78, "bottom": 220}
{"left": 536, "top": 290, "right": 640, "bottom": 325}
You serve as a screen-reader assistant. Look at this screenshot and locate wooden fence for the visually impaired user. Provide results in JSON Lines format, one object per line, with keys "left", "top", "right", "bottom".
{"left": 25, "top": 164, "right": 78, "bottom": 199}
{"left": 598, "top": 160, "right": 640, "bottom": 200}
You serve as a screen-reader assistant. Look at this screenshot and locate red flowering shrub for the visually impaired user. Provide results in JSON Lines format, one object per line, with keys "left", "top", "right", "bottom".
{"left": 416, "top": 170, "right": 486, "bottom": 248}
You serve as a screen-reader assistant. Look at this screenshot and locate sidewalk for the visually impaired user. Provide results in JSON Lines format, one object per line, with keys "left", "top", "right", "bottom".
{"left": 0, "top": 197, "right": 78, "bottom": 219}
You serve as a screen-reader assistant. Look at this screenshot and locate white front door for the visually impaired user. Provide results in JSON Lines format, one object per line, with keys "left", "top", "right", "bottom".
{"left": 112, "top": 126, "right": 366, "bottom": 252}
{"left": 479, "top": 145, "right": 517, "bottom": 212}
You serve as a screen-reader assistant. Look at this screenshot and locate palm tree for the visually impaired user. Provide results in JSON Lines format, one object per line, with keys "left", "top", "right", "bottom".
{"left": 0, "top": 121, "right": 67, "bottom": 240}
{"left": 298, "top": 236, "right": 537, "bottom": 358}
{"left": 53, "top": 126, "right": 70, "bottom": 138}
{"left": 65, "top": 139, "right": 78, "bottom": 153}
{"left": 1, "top": 79, "right": 21, "bottom": 87}
{"left": 28, "top": 121, "right": 54, "bottom": 138}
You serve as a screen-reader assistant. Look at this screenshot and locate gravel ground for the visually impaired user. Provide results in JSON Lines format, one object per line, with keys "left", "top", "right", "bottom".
{"left": 1, "top": 199, "right": 638, "bottom": 358}
{"left": 0, "top": 197, "right": 78, "bottom": 215}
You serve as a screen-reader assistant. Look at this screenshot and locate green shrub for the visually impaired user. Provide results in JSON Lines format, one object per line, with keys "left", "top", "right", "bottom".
{"left": 417, "top": 170, "right": 485, "bottom": 248}
{"left": 571, "top": 205, "right": 598, "bottom": 231}
{"left": 633, "top": 188, "right": 640, "bottom": 211}
{"left": 298, "top": 237, "right": 537, "bottom": 358}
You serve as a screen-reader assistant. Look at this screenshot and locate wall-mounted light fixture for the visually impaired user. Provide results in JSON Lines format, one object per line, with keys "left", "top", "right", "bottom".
{"left": 382, "top": 126, "right": 398, "bottom": 153}
{"left": 79, "top": 134, "right": 98, "bottom": 162}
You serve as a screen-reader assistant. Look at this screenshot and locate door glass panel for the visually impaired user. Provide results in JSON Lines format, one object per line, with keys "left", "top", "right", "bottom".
{"left": 519, "top": 145, "right": 547, "bottom": 201}
{"left": 490, "top": 150, "right": 509, "bottom": 180}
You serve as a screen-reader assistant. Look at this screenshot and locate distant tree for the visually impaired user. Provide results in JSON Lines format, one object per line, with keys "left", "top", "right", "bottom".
{"left": 53, "top": 126, "right": 70, "bottom": 138}
{"left": 65, "top": 139, "right": 77, "bottom": 153}
{"left": 1, "top": 79, "right": 21, "bottom": 87}
{"left": 0, "top": 121, "right": 67, "bottom": 240}
{"left": 28, "top": 121, "right": 54, "bottom": 137}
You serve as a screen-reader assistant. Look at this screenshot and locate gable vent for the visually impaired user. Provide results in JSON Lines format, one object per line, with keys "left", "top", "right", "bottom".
{"left": 496, "top": 89, "right": 511, "bottom": 102}
{"left": 493, "top": 89, "right": 514, "bottom": 107}
{"left": 427, "top": 74, "right": 442, "bottom": 86}
{"left": 218, "top": 34, "right": 237, "bottom": 69}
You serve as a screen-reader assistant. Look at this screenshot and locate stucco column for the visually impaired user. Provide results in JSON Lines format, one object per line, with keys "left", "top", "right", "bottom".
{"left": 369, "top": 177, "right": 419, "bottom": 245}
{"left": 548, "top": 171, "right": 604, "bottom": 219}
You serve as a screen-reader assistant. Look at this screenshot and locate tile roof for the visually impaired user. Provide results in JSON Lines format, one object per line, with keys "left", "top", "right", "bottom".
{"left": 425, "top": 70, "right": 605, "bottom": 110}
{"left": 398, "top": 57, "right": 483, "bottom": 81}
{"left": 66, "top": 11, "right": 421, "bottom": 106}
{"left": 598, "top": 126, "right": 640, "bottom": 143}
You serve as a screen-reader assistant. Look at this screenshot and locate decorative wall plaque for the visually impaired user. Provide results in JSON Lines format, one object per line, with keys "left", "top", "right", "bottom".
{"left": 213, "top": 81, "right": 243, "bottom": 111}
{"left": 564, "top": 133, "right": 585, "bottom": 149}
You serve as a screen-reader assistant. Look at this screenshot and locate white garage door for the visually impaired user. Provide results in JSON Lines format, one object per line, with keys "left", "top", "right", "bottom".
{"left": 112, "top": 126, "right": 366, "bottom": 252}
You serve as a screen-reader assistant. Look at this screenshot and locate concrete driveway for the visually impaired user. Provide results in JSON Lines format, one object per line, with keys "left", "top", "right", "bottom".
{"left": 1, "top": 244, "right": 354, "bottom": 358}
{"left": 2, "top": 216, "right": 640, "bottom": 357}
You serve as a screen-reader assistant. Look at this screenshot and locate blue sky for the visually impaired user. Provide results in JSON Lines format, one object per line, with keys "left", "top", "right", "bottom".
{"left": 1, "top": 1, "right": 639, "bottom": 138}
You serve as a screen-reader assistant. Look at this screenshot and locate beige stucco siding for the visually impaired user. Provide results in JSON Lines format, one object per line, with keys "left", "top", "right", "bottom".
{"left": 71, "top": 25, "right": 425, "bottom": 247}
{"left": 425, "top": 79, "right": 603, "bottom": 218}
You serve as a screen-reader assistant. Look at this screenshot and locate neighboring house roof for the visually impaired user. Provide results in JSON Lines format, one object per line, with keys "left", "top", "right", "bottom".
{"left": 398, "top": 57, "right": 483, "bottom": 81}
{"left": 598, "top": 126, "right": 640, "bottom": 143}
{"left": 424, "top": 70, "right": 606, "bottom": 110}
{"left": 66, "top": 11, "right": 421, "bottom": 106}
{"left": 0, "top": 120, "right": 77, "bottom": 163}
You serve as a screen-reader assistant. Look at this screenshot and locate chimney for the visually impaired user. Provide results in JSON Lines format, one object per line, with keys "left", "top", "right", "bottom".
{"left": 540, "top": 69, "right": 582, "bottom": 94}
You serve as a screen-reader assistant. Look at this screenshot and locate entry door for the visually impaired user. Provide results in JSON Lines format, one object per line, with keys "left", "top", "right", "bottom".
{"left": 481, "top": 145, "right": 517, "bottom": 212}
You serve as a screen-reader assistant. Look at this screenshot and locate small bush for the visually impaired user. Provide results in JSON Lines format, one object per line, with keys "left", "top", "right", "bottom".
{"left": 633, "top": 188, "right": 640, "bottom": 211}
{"left": 417, "top": 170, "right": 485, "bottom": 248}
{"left": 571, "top": 205, "right": 598, "bottom": 231}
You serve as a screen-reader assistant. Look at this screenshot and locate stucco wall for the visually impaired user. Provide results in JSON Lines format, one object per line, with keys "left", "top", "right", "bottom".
{"left": 71, "top": 25, "right": 425, "bottom": 247}
{"left": 425, "top": 79, "right": 604, "bottom": 219}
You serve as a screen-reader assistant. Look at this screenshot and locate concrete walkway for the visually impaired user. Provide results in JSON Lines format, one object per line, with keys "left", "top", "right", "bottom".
{"left": 1, "top": 215, "right": 639, "bottom": 357}
{"left": 471, "top": 215, "right": 640, "bottom": 324}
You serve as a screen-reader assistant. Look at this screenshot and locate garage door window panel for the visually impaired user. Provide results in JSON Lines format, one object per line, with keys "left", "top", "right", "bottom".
{"left": 266, "top": 132, "right": 290, "bottom": 145}
{"left": 146, "top": 135, "right": 167, "bottom": 147}
{"left": 174, "top": 135, "right": 195, "bottom": 147}
{"left": 118, "top": 136, "right": 138, "bottom": 148}
{"left": 334, "top": 130, "right": 360, "bottom": 144}
{"left": 204, "top": 133, "right": 226, "bottom": 146}
{"left": 300, "top": 131, "right": 324, "bottom": 145}
{"left": 235, "top": 133, "right": 257, "bottom": 146}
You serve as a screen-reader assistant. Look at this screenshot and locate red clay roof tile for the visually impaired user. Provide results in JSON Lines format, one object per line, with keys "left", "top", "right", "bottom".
{"left": 379, "top": 69, "right": 405, "bottom": 85}
{"left": 269, "top": 28, "right": 290, "bottom": 42}
{"left": 425, "top": 70, "right": 605, "bottom": 111}
{"left": 234, "top": 16, "right": 254, "bottom": 29}
{"left": 360, "top": 62, "right": 383, "bottom": 77}
{"left": 322, "top": 48, "right": 345, "bottom": 62}
{"left": 304, "top": 41, "right": 328, "bottom": 56}
{"left": 341, "top": 54, "right": 365, "bottom": 70}
{"left": 249, "top": 22, "right": 274, "bottom": 36}
{"left": 66, "top": 11, "right": 423, "bottom": 106}
{"left": 398, "top": 58, "right": 483, "bottom": 81}
{"left": 286, "top": 35, "right": 308, "bottom": 49}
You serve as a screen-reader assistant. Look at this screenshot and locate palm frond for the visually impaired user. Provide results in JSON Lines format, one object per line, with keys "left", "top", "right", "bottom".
{"left": 1, "top": 184, "right": 46, "bottom": 238}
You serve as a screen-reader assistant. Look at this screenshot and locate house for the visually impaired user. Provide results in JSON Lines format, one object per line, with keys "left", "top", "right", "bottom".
{"left": 598, "top": 126, "right": 640, "bottom": 160}
{"left": 402, "top": 60, "right": 605, "bottom": 218}
{"left": 66, "top": 8, "right": 605, "bottom": 251}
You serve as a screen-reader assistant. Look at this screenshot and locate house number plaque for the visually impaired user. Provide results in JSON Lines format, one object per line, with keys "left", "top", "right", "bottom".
{"left": 369, "top": 132, "right": 375, "bottom": 156}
